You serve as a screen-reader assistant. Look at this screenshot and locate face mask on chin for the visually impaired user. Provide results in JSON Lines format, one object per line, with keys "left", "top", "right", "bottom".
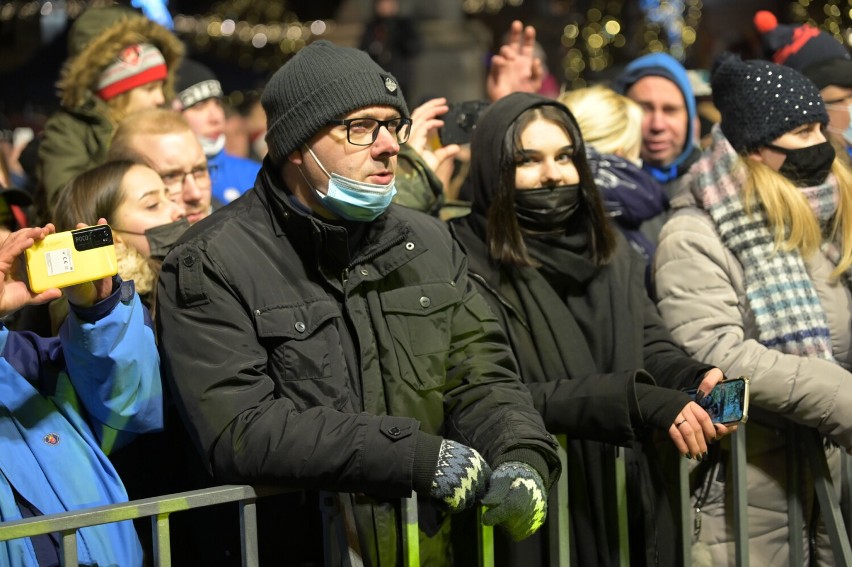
{"left": 198, "top": 133, "right": 226, "bottom": 157}
{"left": 114, "top": 218, "right": 191, "bottom": 260}
{"left": 514, "top": 185, "right": 582, "bottom": 233}
{"left": 300, "top": 145, "right": 396, "bottom": 222}
{"left": 766, "top": 140, "right": 835, "bottom": 187}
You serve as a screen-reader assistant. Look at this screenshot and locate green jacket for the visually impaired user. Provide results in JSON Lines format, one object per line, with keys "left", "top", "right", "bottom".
{"left": 37, "top": 7, "right": 183, "bottom": 204}
{"left": 157, "top": 165, "right": 560, "bottom": 565}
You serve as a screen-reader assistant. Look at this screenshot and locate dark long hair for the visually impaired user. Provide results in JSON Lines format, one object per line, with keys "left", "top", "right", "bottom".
{"left": 485, "top": 104, "right": 616, "bottom": 267}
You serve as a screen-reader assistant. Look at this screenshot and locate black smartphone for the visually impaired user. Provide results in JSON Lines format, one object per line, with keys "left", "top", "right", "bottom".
{"left": 438, "top": 100, "right": 490, "bottom": 146}
{"left": 685, "top": 376, "right": 750, "bottom": 425}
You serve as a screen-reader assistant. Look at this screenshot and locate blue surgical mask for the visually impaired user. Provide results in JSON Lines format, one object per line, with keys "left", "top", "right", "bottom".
{"left": 302, "top": 146, "right": 396, "bottom": 222}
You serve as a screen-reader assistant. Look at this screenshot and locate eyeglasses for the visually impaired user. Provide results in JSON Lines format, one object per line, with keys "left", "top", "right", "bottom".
{"left": 160, "top": 164, "right": 217, "bottom": 188}
{"left": 326, "top": 117, "right": 412, "bottom": 146}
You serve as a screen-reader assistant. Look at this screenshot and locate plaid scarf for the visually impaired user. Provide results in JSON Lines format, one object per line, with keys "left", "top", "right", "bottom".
{"left": 691, "top": 126, "right": 841, "bottom": 360}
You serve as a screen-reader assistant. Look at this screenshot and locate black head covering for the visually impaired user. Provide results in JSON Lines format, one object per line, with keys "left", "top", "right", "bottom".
{"left": 711, "top": 52, "right": 827, "bottom": 153}
{"left": 469, "top": 92, "right": 585, "bottom": 219}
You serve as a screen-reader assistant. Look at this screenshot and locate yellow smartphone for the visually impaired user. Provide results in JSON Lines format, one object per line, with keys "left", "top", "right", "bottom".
{"left": 25, "top": 225, "right": 118, "bottom": 293}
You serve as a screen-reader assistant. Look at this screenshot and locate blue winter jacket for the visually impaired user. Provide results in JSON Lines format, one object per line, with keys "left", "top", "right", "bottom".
{"left": 208, "top": 150, "right": 260, "bottom": 204}
{"left": 0, "top": 280, "right": 162, "bottom": 567}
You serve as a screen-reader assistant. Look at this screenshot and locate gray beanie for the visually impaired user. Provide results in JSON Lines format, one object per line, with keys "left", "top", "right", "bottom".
{"left": 711, "top": 52, "right": 827, "bottom": 153}
{"left": 262, "top": 40, "right": 409, "bottom": 164}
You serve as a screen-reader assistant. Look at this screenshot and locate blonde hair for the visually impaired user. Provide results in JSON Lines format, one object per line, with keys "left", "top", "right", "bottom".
{"left": 559, "top": 85, "right": 643, "bottom": 162}
{"left": 108, "top": 108, "right": 192, "bottom": 162}
{"left": 741, "top": 156, "right": 852, "bottom": 278}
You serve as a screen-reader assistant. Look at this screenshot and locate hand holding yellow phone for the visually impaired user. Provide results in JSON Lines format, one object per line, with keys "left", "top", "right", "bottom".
{"left": 25, "top": 225, "right": 118, "bottom": 293}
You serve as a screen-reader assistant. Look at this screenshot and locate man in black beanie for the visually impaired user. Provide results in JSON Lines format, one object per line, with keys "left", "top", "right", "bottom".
{"left": 157, "top": 39, "right": 560, "bottom": 565}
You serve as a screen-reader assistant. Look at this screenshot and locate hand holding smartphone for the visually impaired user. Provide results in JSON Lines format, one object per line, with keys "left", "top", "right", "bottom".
{"left": 686, "top": 376, "right": 750, "bottom": 425}
{"left": 438, "top": 100, "right": 490, "bottom": 146}
{"left": 25, "top": 225, "right": 118, "bottom": 293}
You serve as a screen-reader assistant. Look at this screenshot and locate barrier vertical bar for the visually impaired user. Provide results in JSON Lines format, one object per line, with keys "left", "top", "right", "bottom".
{"left": 401, "top": 493, "right": 420, "bottom": 567}
{"left": 547, "top": 434, "right": 569, "bottom": 567}
{"left": 787, "top": 425, "right": 803, "bottom": 566}
{"left": 678, "top": 457, "right": 691, "bottom": 567}
{"left": 60, "top": 530, "right": 78, "bottom": 567}
{"left": 803, "top": 427, "right": 852, "bottom": 565}
{"left": 152, "top": 513, "right": 172, "bottom": 567}
{"left": 842, "top": 452, "right": 852, "bottom": 544}
{"left": 615, "top": 446, "right": 629, "bottom": 567}
{"left": 731, "top": 426, "right": 748, "bottom": 567}
{"left": 240, "top": 498, "right": 260, "bottom": 567}
{"left": 477, "top": 505, "right": 494, "bottom": 567}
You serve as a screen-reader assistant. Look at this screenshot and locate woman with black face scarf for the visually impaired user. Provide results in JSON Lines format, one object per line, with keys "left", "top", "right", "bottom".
{"left": 654, "top": 53, "right": 852, "bottom": 566}
{"left": 448, "top": 92, "right": 733, "bottom": 566}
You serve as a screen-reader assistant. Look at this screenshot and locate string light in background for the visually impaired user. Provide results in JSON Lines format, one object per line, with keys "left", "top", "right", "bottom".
{"left": 791, "top": 0, "right": 851, "bottom": 46}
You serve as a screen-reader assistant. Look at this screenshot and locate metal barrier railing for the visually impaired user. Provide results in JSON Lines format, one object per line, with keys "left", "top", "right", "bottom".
{"left": 677, "top": 423, "right": 852, "bottom": 567}
{"left": 0, "top": 484, "right": 292, "bottom": 567}
{"left": 4, "top": 428, "right": 847, "bottom": 566}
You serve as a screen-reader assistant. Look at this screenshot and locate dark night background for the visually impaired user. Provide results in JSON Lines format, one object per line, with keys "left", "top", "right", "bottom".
{"left": 0, "top": 0, "right": 849, "bottom": 125}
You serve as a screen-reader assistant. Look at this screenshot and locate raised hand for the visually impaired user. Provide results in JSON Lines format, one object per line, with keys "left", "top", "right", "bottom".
{"left": 486, "top": 20, "right": 544, "bottom": 102}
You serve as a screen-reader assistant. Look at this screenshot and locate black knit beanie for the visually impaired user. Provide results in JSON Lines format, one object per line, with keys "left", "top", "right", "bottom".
{"left": 175, "top": 59, "right": 223, "bottom": 109}
{"left": 261, "top": 40, "right": 409, "bottom": 164}
{"left": 711, "top": 52, "right": 827, "bottom": 153}
{"left": 754, "top": 11, "right": 852, "bottom": 90}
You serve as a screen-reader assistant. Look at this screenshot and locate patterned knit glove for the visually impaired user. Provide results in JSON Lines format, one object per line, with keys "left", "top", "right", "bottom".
{"left": 481, "top": 461, "right": 547, "bottom": 541}
{"left": 429, "top": 439, "right": 491, "bottom": 513}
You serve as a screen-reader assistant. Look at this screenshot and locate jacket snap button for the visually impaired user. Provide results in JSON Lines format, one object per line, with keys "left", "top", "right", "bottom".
{"left": 405, "top": 242, "right": 415, "bottom": 251}
{"left": 419, "top": 296, "right": 431, "bottom": 308}
{"left": 182, "top": 255, "right": 195, "bottom": 267}
{"left": 360, "top": 268, "right": 369, "bottom": 276}
{"left": 294, "top": 322, "right": 306, "bottom": 333}
{"left": 388, "top": 427, "right": 401, "bottom": 436}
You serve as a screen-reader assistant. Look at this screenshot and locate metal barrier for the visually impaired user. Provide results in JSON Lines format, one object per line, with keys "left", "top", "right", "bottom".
{"left": 0, "top": 486, "right": 495, "bottom": 567}
{"left": 677, "top": 423, "right": 852, "bottom": 567}
{"left": 0, "top": 484, "right": 298, "bottom": 567}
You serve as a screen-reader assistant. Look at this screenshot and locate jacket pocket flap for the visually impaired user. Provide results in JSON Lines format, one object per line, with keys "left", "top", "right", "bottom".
{"left": 255, "top": 301, "right": 341, "bottom": 339}
{"left": 380, "top": 282, "right": 460, "bottom": 316}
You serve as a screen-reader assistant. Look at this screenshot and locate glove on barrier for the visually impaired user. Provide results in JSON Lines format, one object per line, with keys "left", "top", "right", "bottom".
{"left": 481, "top": 461, "right": 547, "bottom": 541}
{"left": 429, "top": 439, "right": 491, "bottom": 513}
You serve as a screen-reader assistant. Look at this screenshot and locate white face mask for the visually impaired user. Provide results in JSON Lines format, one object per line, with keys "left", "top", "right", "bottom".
{"left": 198, "top": 133, "right": 226, "bottom": 157}
{"left": 300, "top": 146, "right": 396, "bottom": 222}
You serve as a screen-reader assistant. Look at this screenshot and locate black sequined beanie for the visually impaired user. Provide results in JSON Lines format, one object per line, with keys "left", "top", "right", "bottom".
{"left": 711, "top": 52, "right": 828, "bottom": 153}
{"left": 261, "top": 40, "right": 409, "bottom": 164}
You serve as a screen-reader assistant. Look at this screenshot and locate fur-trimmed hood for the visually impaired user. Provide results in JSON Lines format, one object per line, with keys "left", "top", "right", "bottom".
{"left": 58, "top": 10, "right": 183, "bottom": 110}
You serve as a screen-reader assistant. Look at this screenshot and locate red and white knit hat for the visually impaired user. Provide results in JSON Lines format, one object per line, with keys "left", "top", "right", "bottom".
{"left": 95, "top": 43, "right": 167, "bottom": 101}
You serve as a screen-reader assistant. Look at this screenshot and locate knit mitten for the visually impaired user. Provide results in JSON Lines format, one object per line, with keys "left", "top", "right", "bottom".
{"left": 481, "top": 461, "right": 547, "bottom": 541}
{"left": 429, "top": 439, "right": 491, "bottom": 513}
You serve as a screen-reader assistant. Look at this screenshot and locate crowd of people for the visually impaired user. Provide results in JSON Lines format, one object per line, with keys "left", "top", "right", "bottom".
{"left": 1, "top": 3, "right": 851, "bottom": 567}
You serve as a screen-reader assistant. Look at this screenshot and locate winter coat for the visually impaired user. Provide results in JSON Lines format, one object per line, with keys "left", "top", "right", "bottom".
{"left": 451, "top": 216, "right": 710, "bottom": 567}
{"left": 38, "top": 8, "right": 183, "bottom": 204}
{"left": 0, "top": 280, "right": 162, "bottom": 567}
{"left": 207, "top": 149, "right": 260, "bottom": 204}
{"left": 156, "top": 164, "right": 560, "bottom": 566}
{"left": 654, "top": 189, "right": 852, "bottom": 565}
{"left": 587, "top": 149, "right": 668, "bottom": 292}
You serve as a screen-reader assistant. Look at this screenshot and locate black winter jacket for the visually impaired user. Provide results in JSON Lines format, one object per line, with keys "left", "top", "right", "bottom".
{"left": 157, "top": 164, "right": 559, "bottom": 566}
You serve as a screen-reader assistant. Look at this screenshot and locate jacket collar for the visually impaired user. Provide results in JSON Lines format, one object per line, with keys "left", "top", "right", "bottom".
{"left": 255, "top": 162, "right": 417, "bottom": 279}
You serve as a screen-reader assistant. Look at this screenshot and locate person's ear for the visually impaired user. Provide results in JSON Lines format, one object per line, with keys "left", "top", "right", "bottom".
{"left": 287, "top": 147, "right": 304, "bottom": 166}
{"left": 748, "top": 148, "right": 765, "bottom": 163}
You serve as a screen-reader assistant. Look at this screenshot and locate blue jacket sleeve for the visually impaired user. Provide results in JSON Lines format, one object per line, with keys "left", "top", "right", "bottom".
{"left": 59, "top": 280, "right": 163, "bottom": 448}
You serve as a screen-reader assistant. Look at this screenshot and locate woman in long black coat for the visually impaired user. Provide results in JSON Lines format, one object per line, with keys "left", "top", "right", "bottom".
{"left": 448, "top": 93, "right": 732, "bottom": 567}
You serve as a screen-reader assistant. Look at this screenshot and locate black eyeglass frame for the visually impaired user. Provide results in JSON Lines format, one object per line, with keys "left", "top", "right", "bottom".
{"left": 326, "top": 117, "right": 412, "bottom": 146}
